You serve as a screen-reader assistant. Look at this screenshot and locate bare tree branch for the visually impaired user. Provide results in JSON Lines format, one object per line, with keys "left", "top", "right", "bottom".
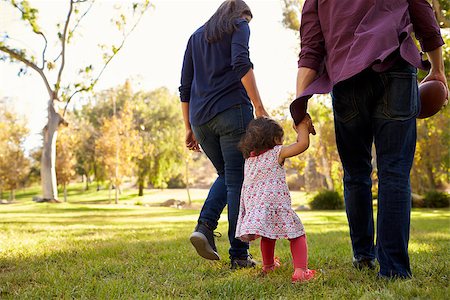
{"left": 11, "top": 1, "right": 50, "bottom": 70}
{"left": 70, "top": 0, "right": 96, "bottom": 40}
{"left": 63, "top": 86, "right": 89, "bottom": 116}
{"left": 55, "top": 0, "right": 96, "bottom": 63}
{"left": 62, "top": 3, "right": 150, "bottom": 116}
{"left": 0, "top": 45, "right": 54, "bottom": 99}
{"left": 38, "top": 32, "right": 48, "bottom": 69}
{"left": 55, "top": 0, "right": 75, "bottom": 96}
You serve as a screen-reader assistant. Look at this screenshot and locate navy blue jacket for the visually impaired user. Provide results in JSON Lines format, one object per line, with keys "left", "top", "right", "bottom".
{"left": 179, "top": 18, "right": 253, "bottom": 126}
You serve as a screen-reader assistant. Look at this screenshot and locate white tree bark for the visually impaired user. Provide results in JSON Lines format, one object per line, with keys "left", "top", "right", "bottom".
{"left": 41, "top": 99, "right": 65, "bottom": 201}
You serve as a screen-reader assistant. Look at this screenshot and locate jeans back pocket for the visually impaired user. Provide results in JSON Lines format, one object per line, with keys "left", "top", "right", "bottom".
{"left": 332, "top": 80, "right": 359, "bottom": 123}
{"left": 380, "top": 67, "right": 419, "bottom": 120}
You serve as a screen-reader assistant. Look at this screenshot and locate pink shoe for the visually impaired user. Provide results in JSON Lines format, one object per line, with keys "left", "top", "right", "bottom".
{"left": 262, "top": 257, "right": 281, "bottom": 274}
{"left": 291, "top": 268, "right": 316, "bottom": 283}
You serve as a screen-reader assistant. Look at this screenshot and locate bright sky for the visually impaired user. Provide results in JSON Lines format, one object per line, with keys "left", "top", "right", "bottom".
{"left": 0, "top": 0, "right": 300, "bottom": 150}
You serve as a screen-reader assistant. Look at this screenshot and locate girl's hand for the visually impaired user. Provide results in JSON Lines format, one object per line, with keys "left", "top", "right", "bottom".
{"left": 297, "top": 114, "right": 316, "bottom": 135}
{"left": 185, "top": 129, "right": 201, "bottom": 152}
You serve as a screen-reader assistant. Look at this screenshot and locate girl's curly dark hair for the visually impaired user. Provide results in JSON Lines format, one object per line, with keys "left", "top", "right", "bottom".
{"left": 239, "top": 116, "right": 284, "bottom": 159}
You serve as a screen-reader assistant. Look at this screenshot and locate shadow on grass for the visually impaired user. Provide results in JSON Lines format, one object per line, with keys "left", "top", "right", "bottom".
{"left": 1, "top": 220, "right": 448, "bottom": 299}
{"left": 1, "top": 206, "right": 449, "bottom": 298}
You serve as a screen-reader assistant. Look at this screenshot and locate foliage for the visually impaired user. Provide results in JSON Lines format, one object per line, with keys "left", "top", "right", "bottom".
{"left": 309, "top": 189, "right": 344, "bottom": 210}
{"left": 77, "top": 83, "right": 185, "bottom": 192}
{"left": 0, "top": 0, "right": 151, "bottom": 201}
{"left": 55, "top": 125, "right": 78, "bottom": 201}
{"left": 0, "top": 200, "right": 448, "bottom": 298}
{"left": 95, "top": 100, "right": 141, "bottom": 194}
{"left": 423, "top": 190, "right": 450, "bottom": 208}
{"left": 167, "top": 174, "right": 186, "bottom": 189}
{"left": 0, "top": 105, "right": 30, "bottom": 198}
{"left": 280, "top": 0, "right": 304, "bottom": 32}
{"left": 133, "top": 87, "right": 185, "bottom": 189}
{"left": 70, "top": 115, "right": 97, "bottom": 190}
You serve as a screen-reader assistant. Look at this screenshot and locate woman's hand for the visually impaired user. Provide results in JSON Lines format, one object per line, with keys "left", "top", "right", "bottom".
{"left": 255, "top": 105, "right": 269, "bottom": 117}
{"left": 185, "top": 129, "right": 201, "bottom": 152}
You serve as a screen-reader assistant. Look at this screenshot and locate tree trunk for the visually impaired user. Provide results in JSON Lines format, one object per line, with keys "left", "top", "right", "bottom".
{"left": 138, "top": 179, "right": 144, "bottom": 196}
{"left": 41, "top": 99, "right": 64, "bottom": 202}
{"left": 108, "top": 182, "right": 112, "bottom": 203}
{"left": 85, "top": 173, "right": 89, "bottom": 191}
{"left": 185, "top": 156, "right": 192, "bottom": 206}
{"left": 425, "top": 163, "right": 437, "bottom": 190}
{"left": 9, "top": 189, "right": 15, "bottom": 202}
{"left": 115, "top": 184, "right": 119, "bottom": 204}
{"left": 320, "top": 144, "right": 334, "bottom": 190}
{"left": 64, "top": 183, "right": 67, "bottom": 202}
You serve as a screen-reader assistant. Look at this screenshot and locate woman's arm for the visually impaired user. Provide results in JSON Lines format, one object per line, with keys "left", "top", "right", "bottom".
{"left": 181, "top": 102, "right": 200, "bottom": 152}
{"left": 241, "top": 68, "right": 268, "bottom": 117}
{"left": 232, "top": 20, "right": 268, "bottom": 117}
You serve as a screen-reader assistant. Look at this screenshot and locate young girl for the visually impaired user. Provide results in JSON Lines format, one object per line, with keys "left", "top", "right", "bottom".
{"left": 236, "top": 115, "right": 316, "bottom": 283}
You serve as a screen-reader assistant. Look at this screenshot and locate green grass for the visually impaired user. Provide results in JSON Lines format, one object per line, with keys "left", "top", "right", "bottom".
{"left": 0, "top": 189, "right": 449, "bottom": 299}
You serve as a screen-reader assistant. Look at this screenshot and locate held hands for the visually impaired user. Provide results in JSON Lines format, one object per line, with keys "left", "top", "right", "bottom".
{"left": 293, "top": 113, "right": 316, "bottom": 136}
{"left": 185, "top": 129, "right": 201, "bottom": 152}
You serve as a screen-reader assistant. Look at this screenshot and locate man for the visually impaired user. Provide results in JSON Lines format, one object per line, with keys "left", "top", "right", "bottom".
{"left": 293, "top": 0, "right": 447, "bottom": 278}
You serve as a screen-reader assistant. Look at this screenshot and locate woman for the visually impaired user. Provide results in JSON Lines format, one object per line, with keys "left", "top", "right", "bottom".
{"left": 179, "top": 0, "right": 268, "bottom": 269}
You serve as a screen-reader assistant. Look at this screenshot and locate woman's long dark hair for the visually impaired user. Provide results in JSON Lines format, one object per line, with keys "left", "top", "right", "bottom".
{"left": 239, "top": 117, "right": 284, "bottom": 159}
{"left": 204, "top": 0, "right": 252, "bottom": 43}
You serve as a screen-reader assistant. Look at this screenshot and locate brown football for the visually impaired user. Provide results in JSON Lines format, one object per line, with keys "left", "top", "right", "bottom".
{"left": 418, "top": 80, "right": 448, "bottom": 119}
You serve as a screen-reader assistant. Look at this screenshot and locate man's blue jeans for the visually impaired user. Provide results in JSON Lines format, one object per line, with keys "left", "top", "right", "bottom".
{"left": 331, "top": 60, "right": 418, "bottom": 278}
{"left": 192, "top": 104, "right": 253, "bottom": 259}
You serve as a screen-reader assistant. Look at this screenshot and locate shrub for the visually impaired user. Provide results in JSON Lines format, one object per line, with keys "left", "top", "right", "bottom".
{"left": 310, "top": 190, "right": 344, "bottom": 210}
{"left": 167, "top": 174, "right": 186, "bottom": 189}
{"left": 411, "top": 193, "right": 425, "bottom": 208}
{"left": 423, "top": 191, "right": 450, "bottom": 208}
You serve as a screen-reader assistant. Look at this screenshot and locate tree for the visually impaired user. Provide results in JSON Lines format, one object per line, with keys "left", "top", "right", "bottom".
{"left": 0, "top": 107, "right": 30, "bottom": 201}
{"left": 306, "top": 96, "right": 341, "bottom": 191}
{"left": 55, "top": 125, "right": 77, "bottom": 202}
{"left": 71, "top": 115, "right": 96, "bottom": 190}
{"left": 95, "top": 100, "right": 141, "bottom": 204}
{"left": 0, "top": 0, "right": 150, "bottom": 202}
{"left": 134, "top": 87, "right": 185, "bottom": 192}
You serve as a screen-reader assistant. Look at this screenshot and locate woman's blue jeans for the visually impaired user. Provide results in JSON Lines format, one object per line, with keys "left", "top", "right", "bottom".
{"left": 192, "top": 104, "right": 253, "bottom": 259}
{"left": 331, "top": 60, "right": 418, "bottom": 278}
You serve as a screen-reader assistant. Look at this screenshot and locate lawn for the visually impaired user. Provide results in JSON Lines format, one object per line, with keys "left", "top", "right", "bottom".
{"left": 0, "top": 188, "right": 449, "bottom": 299}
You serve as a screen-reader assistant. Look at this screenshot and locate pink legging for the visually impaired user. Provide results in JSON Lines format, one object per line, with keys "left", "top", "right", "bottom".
{"left": 260, "top": 235, "right": 308, "bottom": 269}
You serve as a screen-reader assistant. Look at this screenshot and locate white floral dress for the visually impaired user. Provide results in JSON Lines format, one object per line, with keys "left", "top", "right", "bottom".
{"left": 235, "top": 145, "right": 305, "bottom": 242}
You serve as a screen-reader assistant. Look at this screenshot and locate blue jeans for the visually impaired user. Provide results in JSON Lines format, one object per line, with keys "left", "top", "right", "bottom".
{"left": 331, "top": 60, "right": 418, "bottom": 278}
{"left": 192, "top": 104, "right": 253, "bottom": 259}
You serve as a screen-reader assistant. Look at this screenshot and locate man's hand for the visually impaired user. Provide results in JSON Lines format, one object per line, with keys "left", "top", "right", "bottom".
{"left": 185, "top": 129, "right": 201, "bottom": 152}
